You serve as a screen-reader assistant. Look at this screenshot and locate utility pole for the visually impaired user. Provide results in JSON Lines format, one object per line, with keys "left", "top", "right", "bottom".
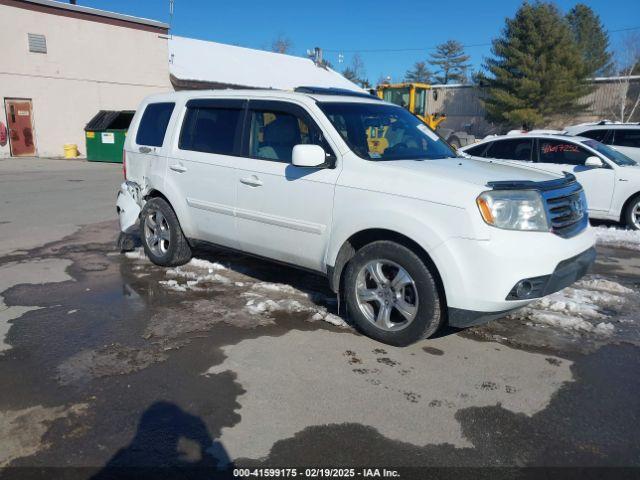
{"left": 307, "top": 47, "right": 323, "bottom": 67}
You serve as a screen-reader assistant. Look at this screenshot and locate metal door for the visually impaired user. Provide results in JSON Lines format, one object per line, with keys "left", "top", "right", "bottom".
{"left": 4, "top": 99, "right": 36, "bottom": 156}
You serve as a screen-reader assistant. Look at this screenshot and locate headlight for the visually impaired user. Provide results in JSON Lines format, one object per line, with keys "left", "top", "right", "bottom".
{"left": 476, "top": 190, "right": 549, "bottom": 231}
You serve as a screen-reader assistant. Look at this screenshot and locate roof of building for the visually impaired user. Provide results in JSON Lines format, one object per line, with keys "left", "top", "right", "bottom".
{"left": 14, "top": 0, "right": 169, "bottom": 30}
{"left": 168, "top": 36, "right": 363, "bottom": 92}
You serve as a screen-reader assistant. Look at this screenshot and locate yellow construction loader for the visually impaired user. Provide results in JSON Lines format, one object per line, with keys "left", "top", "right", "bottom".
{"left": 376, "top": 82, "right": 446, "bottom": 130}
{"left": 373, "top": 82, "right": 475, "bottom": 153}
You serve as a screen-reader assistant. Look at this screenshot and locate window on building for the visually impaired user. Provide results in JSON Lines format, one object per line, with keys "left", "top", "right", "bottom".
{"left": 136, "top": 103, "right": 175, "bottom": 147}
{"left": 485, "top": 138, "right": 534, "bottom": 161}
{"left": 28, "top": 33, "right": 47, "bottom": 54}
{"left": 612, "top": 129, "right": 640, "bottom": 148}
{"left": 538, "top": 139, "right": 591, "bottom": 165}
{"left": 179, "top": 107, "right": 243, "bottom": 155}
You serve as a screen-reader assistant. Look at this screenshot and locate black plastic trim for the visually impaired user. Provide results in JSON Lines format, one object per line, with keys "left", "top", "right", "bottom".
{"left": 487, "top": 172, "right": 578, "bottom": 191}
{"left": 505, "top": 247, "right": 596, "bottom": 300}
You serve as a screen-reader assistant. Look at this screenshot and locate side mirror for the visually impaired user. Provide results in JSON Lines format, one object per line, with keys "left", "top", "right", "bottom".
{"left": 292, "top": 144, "right": 327, "bottom": 168}
{"left": 584, "top": 156, "right": 604, "bottom": 168}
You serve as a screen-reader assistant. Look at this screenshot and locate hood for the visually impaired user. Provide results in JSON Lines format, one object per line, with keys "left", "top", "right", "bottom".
{"left": 386, "top": 156, "right": 559, "bottom": 187}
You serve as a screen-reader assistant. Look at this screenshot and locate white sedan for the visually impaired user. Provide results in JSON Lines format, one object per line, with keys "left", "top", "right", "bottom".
{"left": 461, "top": 133, "right": 640, "bottom": 229}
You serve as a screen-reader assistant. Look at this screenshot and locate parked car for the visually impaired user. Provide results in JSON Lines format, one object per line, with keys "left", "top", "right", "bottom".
{"left": 117, "top": 88, "right": 595, "bottom": 346}
{"left": 564, "top": 122, "right": 640, "bottom": 163}
{"left": 462, "top": 133, "right": 640, "bottom": 230}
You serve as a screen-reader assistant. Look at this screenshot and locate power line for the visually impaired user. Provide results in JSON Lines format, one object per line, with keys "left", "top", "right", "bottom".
{"left": 324, "top": 26, "right": 640, "bottom": 55}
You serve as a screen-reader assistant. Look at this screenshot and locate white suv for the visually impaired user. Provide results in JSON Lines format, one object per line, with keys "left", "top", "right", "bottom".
{"left": 461, "top": 133, "right": 640, "bottom": 229}
{"left": 117, "top": 88, "right": 595, "bottom": 346}
{"left": 564, "top": 122, "right": 640, "bottom": 162}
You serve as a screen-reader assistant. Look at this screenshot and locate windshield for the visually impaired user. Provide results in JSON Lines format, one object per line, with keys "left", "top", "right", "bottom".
{"left": 582, "top": 139, "right": 637, "bottom": 166}
{"left": 318, "top": 102, "right": 457, "bottom": 161}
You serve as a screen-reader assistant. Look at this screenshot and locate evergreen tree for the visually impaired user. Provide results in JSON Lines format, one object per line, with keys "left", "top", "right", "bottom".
{"left": 404, "top": 61, "right": 433, "bottom": 83}
{"left": 481, "top": 2, "right": 591, "bottom": 129}
{"left": 567, "top": 4, "right": 613, "bottom": 77}
{"left": 429, "top": 40, "right": 470, "bottom": 84}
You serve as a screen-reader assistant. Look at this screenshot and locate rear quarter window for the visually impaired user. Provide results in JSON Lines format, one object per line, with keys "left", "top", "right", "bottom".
{"left": 135, "top": 102, "right": 175, "bottom": 147}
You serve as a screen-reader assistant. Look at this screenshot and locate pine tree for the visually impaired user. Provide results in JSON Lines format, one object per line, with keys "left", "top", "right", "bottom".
{"left": 481, "top": 2, "right": 591, "bottom": 129}
{"left": 429, "top": 40, "right": 470, "bottom": 84}
{"left": 567, "top": 4, "right": 613, "bottom": 77}
{"left": 404, "top": 61, "right": 433, "bottom": 83}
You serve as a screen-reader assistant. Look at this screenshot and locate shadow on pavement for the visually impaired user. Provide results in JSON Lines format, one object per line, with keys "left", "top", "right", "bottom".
{"left": 92, "top": 401, "right": 231, "bottom": 479}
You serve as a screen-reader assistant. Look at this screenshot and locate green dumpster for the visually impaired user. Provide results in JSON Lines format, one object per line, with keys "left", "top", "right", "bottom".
{"left": 85, "top": 110, "right": 134, "bottom": 163}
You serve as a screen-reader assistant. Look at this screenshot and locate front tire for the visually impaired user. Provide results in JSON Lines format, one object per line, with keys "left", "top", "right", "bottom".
{"left": 344, "top": 241, "right": 443, "bottom": 346}
{"left": 140, "top": 197, "right": 192, "bottom": 267}
{"left": 624, "top": 194, "right": 640, "bottom": 231}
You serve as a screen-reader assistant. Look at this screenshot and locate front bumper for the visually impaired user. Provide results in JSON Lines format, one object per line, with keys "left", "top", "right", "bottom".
{"left": 448, "top": 246, "right": 596, "bottom": 328}
{"left": 430, "top": 226, "right": 596, "bottom": 317}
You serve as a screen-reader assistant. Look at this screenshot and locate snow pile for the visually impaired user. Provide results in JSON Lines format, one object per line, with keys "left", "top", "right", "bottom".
{"left": 125, "top": 248, "right": 146, "bottom": 260}
{"left": 594, "top": 226, "right": 640, "bottom": 251}
{"left": 154, "top": 255, "right": 349, "bottom": 329}
{"left": 511, "top": 277, "right": 632, "bottom": 336}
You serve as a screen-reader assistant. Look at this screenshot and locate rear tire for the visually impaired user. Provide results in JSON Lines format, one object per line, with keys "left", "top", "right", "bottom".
{"left": 140, "top": 197, "right": 192, "bottom": 267}
{"left": 623, "top": 194, "right": 640, "bottom": 231}
{"left": 344, "top": 241, "right": 443, "bottom": 346}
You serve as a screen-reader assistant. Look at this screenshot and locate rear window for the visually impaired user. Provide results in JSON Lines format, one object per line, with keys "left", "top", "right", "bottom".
{"left": 179, "top": 107, "right": 243, "bottom": 156}
{"left": 136, "top": 102, "right": 175, "bottom": 147}
{"left": 485, "top": 138, "right": 533, "bottom": 161}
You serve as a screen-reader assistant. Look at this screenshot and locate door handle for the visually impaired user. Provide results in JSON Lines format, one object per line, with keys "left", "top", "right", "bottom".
{"left": 139, "top": 146, "right": 152, "bottom": 154}
{"left": 169, "top": 164, "right": 187, "bottom": 173}
{"left": 240, "top": 176, "right": 263, "bottom": 187}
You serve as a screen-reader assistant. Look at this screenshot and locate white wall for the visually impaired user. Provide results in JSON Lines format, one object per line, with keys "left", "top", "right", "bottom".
{"left": 0, "top": 4, "right": 171, "bottom": 157}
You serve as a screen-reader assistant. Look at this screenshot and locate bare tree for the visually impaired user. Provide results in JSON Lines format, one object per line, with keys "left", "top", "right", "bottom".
{"left": 271, "top": 35, "right": 293, "bottom": 54}
{"left": 609, "top": 33, "right": 640, "bottom": 122}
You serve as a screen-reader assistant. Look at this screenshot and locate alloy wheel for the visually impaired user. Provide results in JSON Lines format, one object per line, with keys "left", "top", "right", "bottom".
{"left": 144, "top": 209, "right": 171, "bottom": 257}
{"left": 355, "top": 259, "right": 419, "bottom": 332}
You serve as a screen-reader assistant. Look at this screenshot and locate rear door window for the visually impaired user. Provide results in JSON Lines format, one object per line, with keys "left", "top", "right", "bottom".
{"left": 136, "top": 102, "right": 175, "bottom": 147}
{"left": 612, "top": 129, "right": 640, "bottom": 148}
{"left": 179, "top": 102, "right": 245, "bottom": 156}
{"left": 537, "top": 139, "right": 591, "bottom": 165}
{"left": 579, "top": 129, "right": 609, "bottom": 143}
{"left": 485, "top": 138, "right": 533, "bottom": 161}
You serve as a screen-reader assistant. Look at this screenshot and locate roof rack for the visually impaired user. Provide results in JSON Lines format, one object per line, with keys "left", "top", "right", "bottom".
{"left": 294, "top": 86, "right": 380, "bottom": 100}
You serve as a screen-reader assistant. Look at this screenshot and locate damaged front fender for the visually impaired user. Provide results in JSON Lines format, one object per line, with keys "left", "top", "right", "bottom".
{"left": 116, "top": 181, "right": 143, "bottom": 234}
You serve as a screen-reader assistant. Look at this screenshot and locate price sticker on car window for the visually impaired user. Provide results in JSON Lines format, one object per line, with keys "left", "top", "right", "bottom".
{"left": 417, "top": 124, "right": 440, "bottom": 141}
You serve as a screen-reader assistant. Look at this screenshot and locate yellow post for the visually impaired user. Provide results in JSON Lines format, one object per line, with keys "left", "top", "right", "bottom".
{"left": 63, "top": 144, "right": 78, "bottom": 158}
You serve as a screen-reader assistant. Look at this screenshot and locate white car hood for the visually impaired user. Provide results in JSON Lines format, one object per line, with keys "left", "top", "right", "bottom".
{"left": 386, "top": 156, "right": 560, "bottom": 187}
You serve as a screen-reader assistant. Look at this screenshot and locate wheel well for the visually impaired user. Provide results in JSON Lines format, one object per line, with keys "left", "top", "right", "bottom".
{"left": 620, "top": 191, "right": 640, "bottom": 223}
{"left": 145, "top": 189, "right": 170, "bottom": 204}
{"left": 330, "top": 229, "right": 447, "bottom": 306}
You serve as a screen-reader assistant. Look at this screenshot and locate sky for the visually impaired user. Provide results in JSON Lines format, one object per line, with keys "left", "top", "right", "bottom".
{"left": 80, "top": 0, "right": 638, "bottom": 82}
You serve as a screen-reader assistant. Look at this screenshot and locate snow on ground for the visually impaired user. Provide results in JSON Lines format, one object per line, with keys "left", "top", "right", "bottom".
{"left": 594, "top": 226, "right": 640, "bottom": 251}
{"left": 509, "top": 277, "right": 632, "bottom": 336}
{"left": 127, "top": 250, "right": 349, "bottom": 329}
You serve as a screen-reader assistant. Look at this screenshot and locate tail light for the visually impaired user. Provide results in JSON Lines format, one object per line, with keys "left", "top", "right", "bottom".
{"left": 122, "top": 149, "right": 127, "bottom": 179}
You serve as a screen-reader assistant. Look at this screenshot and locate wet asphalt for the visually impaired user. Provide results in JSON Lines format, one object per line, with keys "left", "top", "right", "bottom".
{"left": 0, "top": 159, "right": 639, "bottom": 479}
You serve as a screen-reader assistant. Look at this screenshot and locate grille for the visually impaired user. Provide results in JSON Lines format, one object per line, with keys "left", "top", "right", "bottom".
{"left": 542, "top": 183, "right": 588, "bottom": 238}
